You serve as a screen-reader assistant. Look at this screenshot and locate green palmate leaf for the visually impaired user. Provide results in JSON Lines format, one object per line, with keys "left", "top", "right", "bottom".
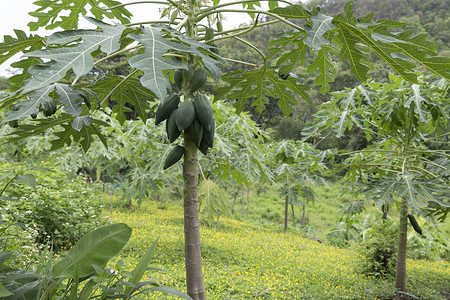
{"left": 92, "top": 76, "right": 153, "bottom": 124}
{"left": 162, "top": 27, "right": 223, "bottom": 81}
{"left": 269, "top": 4, "right": 310, "bottom": 19}
{"left": 216, "top": 68, "right": 308, "bottom": 116}
{"left": 0, "top": 30, "right": 44, "bottom": 65}
{"left": 304, "top": 12, "right": 336, "bottom": 51}
{"left": 4, "top": 83, "right": 89, "bottom": 124}
{"left": 404, "top": 84, "right": 427, "bottom": 122}
{"left": 53, "top": 223, "right": 131, "bottom": 279}
{"left": 6, "top": 57, "right": 44, "bottom": 92}
{"left": 22, "top": 17, "right": 126, "bottom": 94}
{"left": 28, "top": 0, "right": 132, "bottom": 31}
{"left": 267, "top": 31, "right": 307, "bottom": 75}
{"left": 15, "top": 174, "right": 38, "bottom": 188}
{"left": 128, "top": 27, "right": 188, "bottom": 100}
{"left": 128, "top": 26, "right": 221, "bottom": 100}
{"left": 306, "top": 45, "right": 338, "bottom": 94}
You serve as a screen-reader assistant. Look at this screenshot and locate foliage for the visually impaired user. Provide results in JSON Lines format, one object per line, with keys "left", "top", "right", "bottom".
{"left": 356, "top": 218, "right": 399, "bottom": 278}
{"left": 0, "top": 163, "right": 108, "bottom": 252}
{"left": 0, "top": 223, "right": 191, "bottom": 299}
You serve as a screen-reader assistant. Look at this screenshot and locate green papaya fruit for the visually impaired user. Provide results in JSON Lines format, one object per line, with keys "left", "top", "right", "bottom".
{"left": 155, "top": 93, "right": 180, "bottom": 126}
{"left": 210, "top": 43, "right": 219, "bottom": 55}
{"left": 175, "top": 100, "right": 195, "bottom": 131}
{"left": 186, "top": 118, "right": 203, "bottom": 147}
{"left": 216, "top": 21, "right": 223, "bottom": 32}
{"left": 182, "top": 66, "right": 193, "bottom": 83}
{"left": 166, "top": 110, "right": 181, "bottom": 143}
{"left": 194, "top": 93, "right": 214, "bottom": 132}
{"left": 174, "top": 70, "right": 183, "bottom": 90}
{"left": 198, "top": 118, "right": 215, "bottom": 155}
{"left": 408, "top": 214, "right": 423, "bottom": 236}
{"left": 205, "top": 27, "right": 214, "bottom": 43}
{"left": 164, "top": 145, "right": 184, "bottom": 170}
{"left": 189, "top": 68, "right": 208, "bottom": 93}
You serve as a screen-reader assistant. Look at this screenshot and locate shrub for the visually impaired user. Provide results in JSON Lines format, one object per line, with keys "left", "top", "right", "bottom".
{"left": 1, "top": 163, "right": 109, "bottom": 253}
{"left": 356, "top": 218, "right": 398, "bottom": 278}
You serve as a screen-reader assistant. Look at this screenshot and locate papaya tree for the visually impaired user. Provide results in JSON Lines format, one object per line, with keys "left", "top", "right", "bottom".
{"left": 272, "top": 140, "right": 330, "bottom": 231}
{"left": 1, "top": 0, "right": 450, "bottom": 299}
{"left": 305, "top": 74, "right": 449, "bottom": 298}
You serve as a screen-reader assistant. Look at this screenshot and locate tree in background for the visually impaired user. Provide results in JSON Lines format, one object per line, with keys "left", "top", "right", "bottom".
{"left": 306, "top": 74, "right": 449, "bottom": 297}
{"left": 1, "top": 0, "right": 449, "bottom": 298}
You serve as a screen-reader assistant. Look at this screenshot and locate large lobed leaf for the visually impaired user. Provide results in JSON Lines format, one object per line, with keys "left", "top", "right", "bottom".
{"left": 22, "top": 17, "right": 126, "bottom": 94}
{"left": 215, "top": 68, "right": 309, "bottom": 116}
{"left": 28, "top": 0, "right": 132, "bottom": 31}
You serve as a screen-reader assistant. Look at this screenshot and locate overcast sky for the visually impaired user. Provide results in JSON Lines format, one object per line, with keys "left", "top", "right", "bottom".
{"left": 0, "top": 0, "right": 296, "bottom": 76}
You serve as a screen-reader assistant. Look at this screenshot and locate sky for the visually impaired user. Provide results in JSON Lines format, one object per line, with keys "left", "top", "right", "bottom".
{"left": 0, "top": 0, "right": 293, "bottom": 76}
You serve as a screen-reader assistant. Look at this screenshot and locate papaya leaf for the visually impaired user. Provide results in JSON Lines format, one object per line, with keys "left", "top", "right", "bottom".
{"left": 22, "top": 17, "right": 126, "bottom": 94}
{"left": 53, "top": 223, "right": 132, "bottom": 279}
{"left": 269, "top": 4, "right": 310, "bottom": 19}
{"left": 128, "top": 26, "right": 221, "bottom": 100}
{"left": 267, "top": 31, "right": 307, "bottom": 75}
{"left": 92, "top": 76, "right": 153, "bottom": 124}
{"left": 304, "top": 12, "right": 336, "bottom": 51}
{"left": 0, "top": 283, "right": 13, "bottom": 297}
{"left": 306, "top": 45, "right": 338, "bottom": 94}
{"left": 3, "top": 83, "right": 90, "bottom": 125}
{"left": 0, "top": 30, "right": 44, "bottom": 65}
{"left": 28, "top": 0, "right": 132, "bottom": 31}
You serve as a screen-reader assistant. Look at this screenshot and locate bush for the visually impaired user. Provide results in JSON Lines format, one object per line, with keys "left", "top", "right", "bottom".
{"left": 356, "top": 218, "right": 398, "bottom": 278}
{"left": 1, "top": 163, "right": 109, "bottom": 253}
{"left": 0, "top": 213, "right": 43, "bottom": 270}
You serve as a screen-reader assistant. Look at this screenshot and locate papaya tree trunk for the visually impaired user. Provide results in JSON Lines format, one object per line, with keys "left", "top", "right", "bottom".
{"left": 395, "top": 196, "right": 408, "bottom": 298}
{"left": 284, "top": 196, "right": 289, "bottom": 232}
{"left": 241, "top": 183, "right": 244, "bottom": 215}
{"left": 183, "top": 136, "right": 206, "bottom": 300}
{"left": 291, "top": 203, "right": 295, "bottom": 226}
{"left": 301, "top": 198, "right": 306, "bottom": 226}
{"left": 246, "top": 185, "right": 250, "bottom": 218}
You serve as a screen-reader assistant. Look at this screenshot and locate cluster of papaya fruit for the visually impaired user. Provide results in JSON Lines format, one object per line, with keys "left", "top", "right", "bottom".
{"left": 155, "top": 67, "right": 215, "bottom": 170}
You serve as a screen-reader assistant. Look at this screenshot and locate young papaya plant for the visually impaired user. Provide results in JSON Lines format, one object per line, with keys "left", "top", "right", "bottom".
{"left": 1, "top": 1, "right": 450, "bottom": 299}
{"left": 305, "top": 74, "right": 449, "bottom": 298}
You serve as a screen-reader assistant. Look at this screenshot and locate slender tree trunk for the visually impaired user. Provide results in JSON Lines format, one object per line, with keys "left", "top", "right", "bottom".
{"left": 246, "top": 185, "right": 250, "bottom": 218}
{"left": 301, "top": 198, "right": 306, "bottom": 226}
{"left": 231, "top": 187, "right": 239, "bottom": 214}
{"left": 183, "top": 137, "right": 206, "bottom": 300}
{"left": 291, "top": 203, "right": 295, "bottom": 226}
{"left": 241, "top": 183, "right": 244, "bottom": 215}
{"left": 284, "top": 196, "right": 289, "bottom": 232}
{"left": 395, "top": 197, "right": 408, "bottom": 299}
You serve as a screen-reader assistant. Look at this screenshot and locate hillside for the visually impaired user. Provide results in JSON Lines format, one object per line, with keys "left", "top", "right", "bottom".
{"left": 110, "top": 200, "right": 450, "bottom": 300}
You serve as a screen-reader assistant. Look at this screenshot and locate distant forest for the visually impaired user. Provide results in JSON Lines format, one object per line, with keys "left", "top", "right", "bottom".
{"left": 215, "top": 0, "right": 449, "bottom": 145}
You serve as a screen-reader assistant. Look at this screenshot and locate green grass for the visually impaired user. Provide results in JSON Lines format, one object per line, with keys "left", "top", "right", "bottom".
{"left": 109, "top": 200, "right": 450, "bottom": 300}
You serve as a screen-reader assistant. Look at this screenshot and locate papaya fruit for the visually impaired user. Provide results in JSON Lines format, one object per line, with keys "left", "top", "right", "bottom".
{"left": 198, "top": 118, "right": 215, "bottom": 155}
{"left": 175, "top": 100, "right": 195, "bottom": 131}
{"left": 216, "top": 21, "right": 223, "bottom": 32}
{"left": 174, "top": 70, "right": 183, "bottom": 90}
{"left": 205, "top": 27, "right": 214, "bottom": 43}
{"left": 163, "top": 145, "right": 184, "bottom": 170}
{"left": 194, "top": 93, "right": 214, "bottom": 132}
{"left": 408, "top": 214, "right": 423, "bottom": 236}
{"left": 166, "top": 110, "right": 181, "bottom": 143}
{"left": 182, "top": 66, "right": 193, "bottom": 83}
{"left": 186, "top": 118, "right": 203, "bottom": 147}
{"left": 189, "top": 68, "right": 208, "bottom": 93}
{"left": 155, "top": 93, "right": 180, "bottom": 126}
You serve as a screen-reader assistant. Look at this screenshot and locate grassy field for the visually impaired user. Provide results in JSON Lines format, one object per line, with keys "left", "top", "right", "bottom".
{"left": 109, "top": 200, "right": 450, "bottom": 300}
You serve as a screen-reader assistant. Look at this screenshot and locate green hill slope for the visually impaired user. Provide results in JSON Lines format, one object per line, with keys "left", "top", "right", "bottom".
{"left": 111, "top": 201, "right": 450, "bottom": 299}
